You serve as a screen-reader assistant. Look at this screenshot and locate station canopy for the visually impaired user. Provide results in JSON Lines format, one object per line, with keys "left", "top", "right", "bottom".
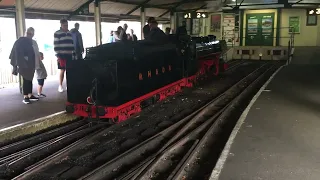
{"left": 0, "top": 0, "right": 211, "bottom": 23}
{"left": 0, "top": 0, "right": 319, "bottom": 23}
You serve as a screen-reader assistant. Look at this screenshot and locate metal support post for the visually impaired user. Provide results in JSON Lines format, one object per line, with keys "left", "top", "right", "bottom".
{"left": 140, "top": 7, "right": 146, "bottom": 40}
{"left": 15, "top": 0, "right": 26, "bottom": 38}
{"left": 94, "top": 0, "right": 102, "bottom": 45}
{"left": 15, "top": 0, "right": 26, "bottom": 94}
{"left": 170, "top": 11, "right": 176, "bottom": 33}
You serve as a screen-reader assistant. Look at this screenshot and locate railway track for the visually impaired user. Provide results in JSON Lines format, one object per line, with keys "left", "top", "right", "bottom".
{"left": 78, "top": 62, "right": 279, "bottom": 180}
{"left": 0, "top": 117, "right": 83, "bottom": 148}
{"left": 0, "top": 60, "right": 279, "bottom": 180}
{"left": 0, "top": 120, "right": 109, "bottom": 179}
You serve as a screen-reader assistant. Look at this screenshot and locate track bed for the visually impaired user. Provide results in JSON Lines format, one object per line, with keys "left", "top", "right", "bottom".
{"left": 7, "top": 60, "right": 283, "bottom": 180}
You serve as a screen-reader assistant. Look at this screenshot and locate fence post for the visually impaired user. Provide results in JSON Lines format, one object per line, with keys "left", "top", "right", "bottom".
{"left": 287, "top": 40, "right": 291, "bottom": 65}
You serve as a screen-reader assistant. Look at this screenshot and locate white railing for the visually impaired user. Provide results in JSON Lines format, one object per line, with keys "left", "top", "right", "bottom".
{"left": 0, "top": 66, "right": 19, "bottom": 88}
{"left": 0, "top": 56, "right": 59, "bottom": 88}
{"left": 0, "top": 18, "right": 144, "bottom": 88}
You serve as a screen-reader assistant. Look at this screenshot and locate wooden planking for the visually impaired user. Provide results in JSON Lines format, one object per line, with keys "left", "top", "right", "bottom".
{"left": 177, "top": 2, "right": 206, "bottom": 10}
{"left": 131, "top": 8, "right": 169, "bottom": 18}
{"left": 24, "top": 0, "right": 88, "bottom": 11}
{"left": 89, "top": 1, "right": 136, "bottom": 15}
{"left": 147, "top": 0, "right": 180, "bottom": 5}
{"left": 0, "top": 0, "right": 15, "bottom": 6}
{"left": 0, "top": 0, "right": 207, "bottom": 20}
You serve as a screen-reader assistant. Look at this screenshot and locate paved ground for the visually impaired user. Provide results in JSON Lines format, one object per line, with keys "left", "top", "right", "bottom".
{"left": 291, "top": 47, "right": 320, "bottom": 64}
{"left": 0, "top": 76, "right": 67, "bottom": 129}
{"left": 216, "top": 64, "right": 320, "bottom": 180}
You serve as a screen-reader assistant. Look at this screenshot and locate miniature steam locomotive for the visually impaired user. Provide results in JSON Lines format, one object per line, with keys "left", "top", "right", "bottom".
{"left": 66, "top": 35, "right": 227, "bottom": 123}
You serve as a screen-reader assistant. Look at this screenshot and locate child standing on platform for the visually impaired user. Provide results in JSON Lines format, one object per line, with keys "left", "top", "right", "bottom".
{"left": 36, "top": 52, "right": 47, "bottom": 97}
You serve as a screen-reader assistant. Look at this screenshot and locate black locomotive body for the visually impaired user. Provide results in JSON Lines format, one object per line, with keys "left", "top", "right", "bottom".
{"left": 66, "top": 35, "right": 225, "bottom": 122}
{"left": 67, "top": 40, "right": 189, "bottom": 107}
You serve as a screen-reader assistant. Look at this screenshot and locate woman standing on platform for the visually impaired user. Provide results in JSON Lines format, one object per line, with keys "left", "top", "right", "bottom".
{"left": 10, "top": 27, "right": 40, "bottom": 104}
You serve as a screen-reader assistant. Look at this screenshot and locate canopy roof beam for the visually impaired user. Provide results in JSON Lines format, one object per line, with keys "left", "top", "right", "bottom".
{"left": 68, "top": 0, "right": 94, "bottom": 19}
{"left": 126, "top": 0, "right": 151, "bottom": 15}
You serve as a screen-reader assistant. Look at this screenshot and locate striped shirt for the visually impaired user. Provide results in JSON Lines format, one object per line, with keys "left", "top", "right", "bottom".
{"left": 54, "top": 29, "right": 74, "bottom": 58}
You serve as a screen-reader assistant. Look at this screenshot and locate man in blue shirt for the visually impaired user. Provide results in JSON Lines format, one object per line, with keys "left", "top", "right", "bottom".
{"left": 70, "top": 23, "right": 84, "bottom": 60}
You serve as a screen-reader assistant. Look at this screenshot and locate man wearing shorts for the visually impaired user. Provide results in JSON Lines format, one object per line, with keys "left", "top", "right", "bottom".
{"left": 54, "top": 18, "right": 74, "bottom": 92}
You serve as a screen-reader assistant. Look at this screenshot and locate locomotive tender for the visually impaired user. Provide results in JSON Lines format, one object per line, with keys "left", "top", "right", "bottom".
{"left": 66, "top": 35, "right": 227, "bottom": 123}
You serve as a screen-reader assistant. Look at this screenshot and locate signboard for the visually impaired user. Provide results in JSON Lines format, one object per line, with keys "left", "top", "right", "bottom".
{"left": 262, "top": 15, "right": 273, "bottom": 34}
{"left": 288, "top": 16, "right": 300, "bottom": 33}
{"left": 211, "top": 14, "right": 221, "bottom": 32}
{"left": 247, "top": 16, "right": 258, "bottom": 34}
{"left": 223, "top": 15, "right": 235, "bottom": 46}
{"left": 308, "top": 8, "right": 320, "bottom": 15}
{"left": 183, "top": 12, "right": 208, "bottom": 19}
{"left": 245, "top": 13, "right": 275, "bottom": 46}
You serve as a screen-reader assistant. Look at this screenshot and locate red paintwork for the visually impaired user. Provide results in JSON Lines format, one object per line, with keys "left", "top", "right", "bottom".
{"left": 197, "top": 52, "right": 221, "bottom": 76}
{"left": 184, "top": 75, "right": 197, "bottom": 87}
{"left": 67, "top": 78, "right": 192, "bottom": 123}
{"left": 67, "top": 52, "right": 225, "bottom": 123}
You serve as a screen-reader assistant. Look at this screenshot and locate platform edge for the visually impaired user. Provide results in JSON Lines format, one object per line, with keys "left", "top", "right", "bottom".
{"left": 0, "top": 111, "right": 79, "bottom": 142}
{"left": 209, "top": 65, "right": 284, "bottom": 180}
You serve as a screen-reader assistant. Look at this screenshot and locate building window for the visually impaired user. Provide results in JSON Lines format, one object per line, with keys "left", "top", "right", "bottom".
{"left": 306, "top": 9, "right": 317, "bottom": 26}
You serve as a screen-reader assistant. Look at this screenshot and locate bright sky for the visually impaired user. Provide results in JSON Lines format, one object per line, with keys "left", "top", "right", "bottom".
{"left": 0, "top": 17, "right": 162, "bottom": 85}
{"left": 0, "top": 17, "right": 162, "bottom": 65}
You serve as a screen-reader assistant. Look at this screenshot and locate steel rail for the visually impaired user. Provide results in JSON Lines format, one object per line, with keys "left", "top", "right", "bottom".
{"left": 79, "top": 63, "right": 272, "bottom": 180}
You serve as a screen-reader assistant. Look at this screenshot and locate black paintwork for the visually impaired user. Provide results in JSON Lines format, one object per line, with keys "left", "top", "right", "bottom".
{"left": 66, "top": 36, "right": 225, "bottom": 107}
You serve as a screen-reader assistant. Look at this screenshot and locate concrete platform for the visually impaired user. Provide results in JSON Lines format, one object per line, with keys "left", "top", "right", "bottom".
{"left": 0, "top": 76, "right": 67, "bottom": 130}
{"left": 212, "top": 64, "right": 320, "bottom": 180}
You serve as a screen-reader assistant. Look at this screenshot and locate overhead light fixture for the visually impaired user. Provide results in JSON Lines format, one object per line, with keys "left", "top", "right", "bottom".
{"left": 308, "top": 8, "right": 320, "bottom": 15}
{"left": 309, "top": 10, "right": 315, "bottom": 14}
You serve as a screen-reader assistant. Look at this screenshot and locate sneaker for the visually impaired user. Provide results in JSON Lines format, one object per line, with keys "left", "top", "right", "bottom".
{"left": 23, "top": 97, "right": 31, "bottom": 104}
{"left": 29, "top": 95, "right": 39, "bottom": 101}
{"left": 58, "top": 85, "right": 63, "bottom": 93}
{"left": 37, "top": 93, "right": 46, "bottom": 98}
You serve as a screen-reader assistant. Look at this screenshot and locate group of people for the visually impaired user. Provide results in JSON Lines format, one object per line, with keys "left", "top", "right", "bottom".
{"left": 109, "top": 24, "right": 138, "bottom": 43}
{"left": 10, "top": 27, "right": 48, "bottom": 104}
{"left": 143, "top": 17, "right": 187, "bottom": 41}
{"left": 9, "top": 18, "right": 84, "bottom": 104}
{"left": 9, "top": 17, "right": 187, "bottom": 105}
{"left": 108, "top": 17, "right": 187, "bottom": 43}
